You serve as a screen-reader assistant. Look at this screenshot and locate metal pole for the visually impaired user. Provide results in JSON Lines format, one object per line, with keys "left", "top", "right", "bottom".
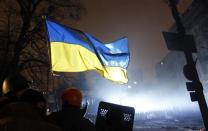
{"left": 168, "top": 0, "right": 208, "bottom": 129}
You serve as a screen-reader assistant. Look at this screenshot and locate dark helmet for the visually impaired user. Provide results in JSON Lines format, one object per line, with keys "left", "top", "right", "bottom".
{"left": 2, "top": 74, "right": 29, "bottom": 95}
{"left": 19, "top": 89, "right": 46, "bottom": 106}
{"left": 19, "top": 89, "right": 46, "bottom": 117}
{"left": 62, "top": 87, "right": 82, "bottom": 107}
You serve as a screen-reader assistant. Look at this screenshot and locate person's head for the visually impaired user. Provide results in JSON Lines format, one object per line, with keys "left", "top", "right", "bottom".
{"left": 2, "top": 73, "right": 29, "bottom": 95}
{"left": 62, "top": 87, "right": 82, "bottom": 108}
{"left": 19, "top": 89, "right": 46, "bottom": 115}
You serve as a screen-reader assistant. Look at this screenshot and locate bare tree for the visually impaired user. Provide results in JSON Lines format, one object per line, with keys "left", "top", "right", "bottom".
{"left": 0, "top": 0, "right": 86, "bottom": 94}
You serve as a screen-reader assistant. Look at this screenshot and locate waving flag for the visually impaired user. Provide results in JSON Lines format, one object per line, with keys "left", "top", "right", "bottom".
{"left": 46, "top": 18, "right": 130, "bottom": 83}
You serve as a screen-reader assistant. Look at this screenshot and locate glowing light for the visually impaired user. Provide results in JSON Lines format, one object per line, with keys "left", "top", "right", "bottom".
{"left": 127, "top": 85, "right": 132, "bottom": 89}
{"left": 104, "top": 92, "right": 198, "bottom": 113}
{"left": 95, "top": 84, "right": 198, "bottom": 113}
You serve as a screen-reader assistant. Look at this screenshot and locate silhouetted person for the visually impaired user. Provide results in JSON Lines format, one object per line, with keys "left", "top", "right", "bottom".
{"left": 18, "top": 89, "right": 47, "bottom": 119}
{"left": 0, "top": 73, "right": 29, "bottom": 108}
{"left": 0, "top": 89, "right": 61, "bottom": 131}
{"left": 49, "top": 87, "right": 95, "bottom": 131}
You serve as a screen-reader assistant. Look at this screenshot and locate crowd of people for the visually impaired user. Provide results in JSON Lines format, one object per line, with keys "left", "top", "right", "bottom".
{"left": 0, "top": 73, "right": 96, "bottom": 131}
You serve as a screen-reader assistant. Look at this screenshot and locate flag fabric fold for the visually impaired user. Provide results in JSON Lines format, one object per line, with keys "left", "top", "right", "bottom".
{"left": 46, "top": 18, "right": 130, "bottom": 83}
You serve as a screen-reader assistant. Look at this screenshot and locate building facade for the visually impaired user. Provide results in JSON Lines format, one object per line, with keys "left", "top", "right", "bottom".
{"left": 155, "top": 52, "right": 186, "bottom": 90}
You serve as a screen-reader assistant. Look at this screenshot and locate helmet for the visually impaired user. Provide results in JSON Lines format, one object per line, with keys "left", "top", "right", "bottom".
{"left": 19, "top": 89, "right": 46, "bottom": 107}
{"left": 2, "top": 78, "right": 11, "bottom": 95}
{"left": 62, "top": 87, "right": 82, "bottom": 107}
{"left": 2, "top": 74, "right": 29, "bottom": 95}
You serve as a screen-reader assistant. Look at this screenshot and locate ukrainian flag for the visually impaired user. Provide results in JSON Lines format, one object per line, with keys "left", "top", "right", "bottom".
{"left": 46, "top": 18, "right": 130, "bottom": 83}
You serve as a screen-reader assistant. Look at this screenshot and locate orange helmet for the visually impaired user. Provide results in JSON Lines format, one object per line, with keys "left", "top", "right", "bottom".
{"left": 62, "top": 87, "right": 82, "bottom": 107}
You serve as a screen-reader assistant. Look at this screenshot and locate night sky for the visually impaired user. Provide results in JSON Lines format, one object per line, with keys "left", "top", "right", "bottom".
{"left": 74, "top": 0, "right": 192, "bottom": 84}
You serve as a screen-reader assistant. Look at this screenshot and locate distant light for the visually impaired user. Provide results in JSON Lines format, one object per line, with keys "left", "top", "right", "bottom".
{"left": 133, "top": 81, "right": 137, "bottom": 84}
{"left": 105, "top": 94, "right": 170, "bottom": 112}
{"left": 160, "top": 62, "right": 164, "bottom": 65}
{"left": 127, "top": 85, "right": 132, "bottom": 89}
{"left": 104, "top": 91, "right": 198, "bottom": 113}
{"left": 53, "top": 73, "right": 61, "bottom": 76}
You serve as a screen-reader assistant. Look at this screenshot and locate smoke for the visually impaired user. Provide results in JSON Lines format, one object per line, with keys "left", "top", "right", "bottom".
{"left": 89, "top": 82, "right": 199, "bottom": 113}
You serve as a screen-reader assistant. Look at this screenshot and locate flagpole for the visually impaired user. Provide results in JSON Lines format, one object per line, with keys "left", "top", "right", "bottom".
{"left": 42, "top": 15, "right": 56, "bottom": 112}
{"left": 42, "top": 16, "right": 53, "bottom": 74}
